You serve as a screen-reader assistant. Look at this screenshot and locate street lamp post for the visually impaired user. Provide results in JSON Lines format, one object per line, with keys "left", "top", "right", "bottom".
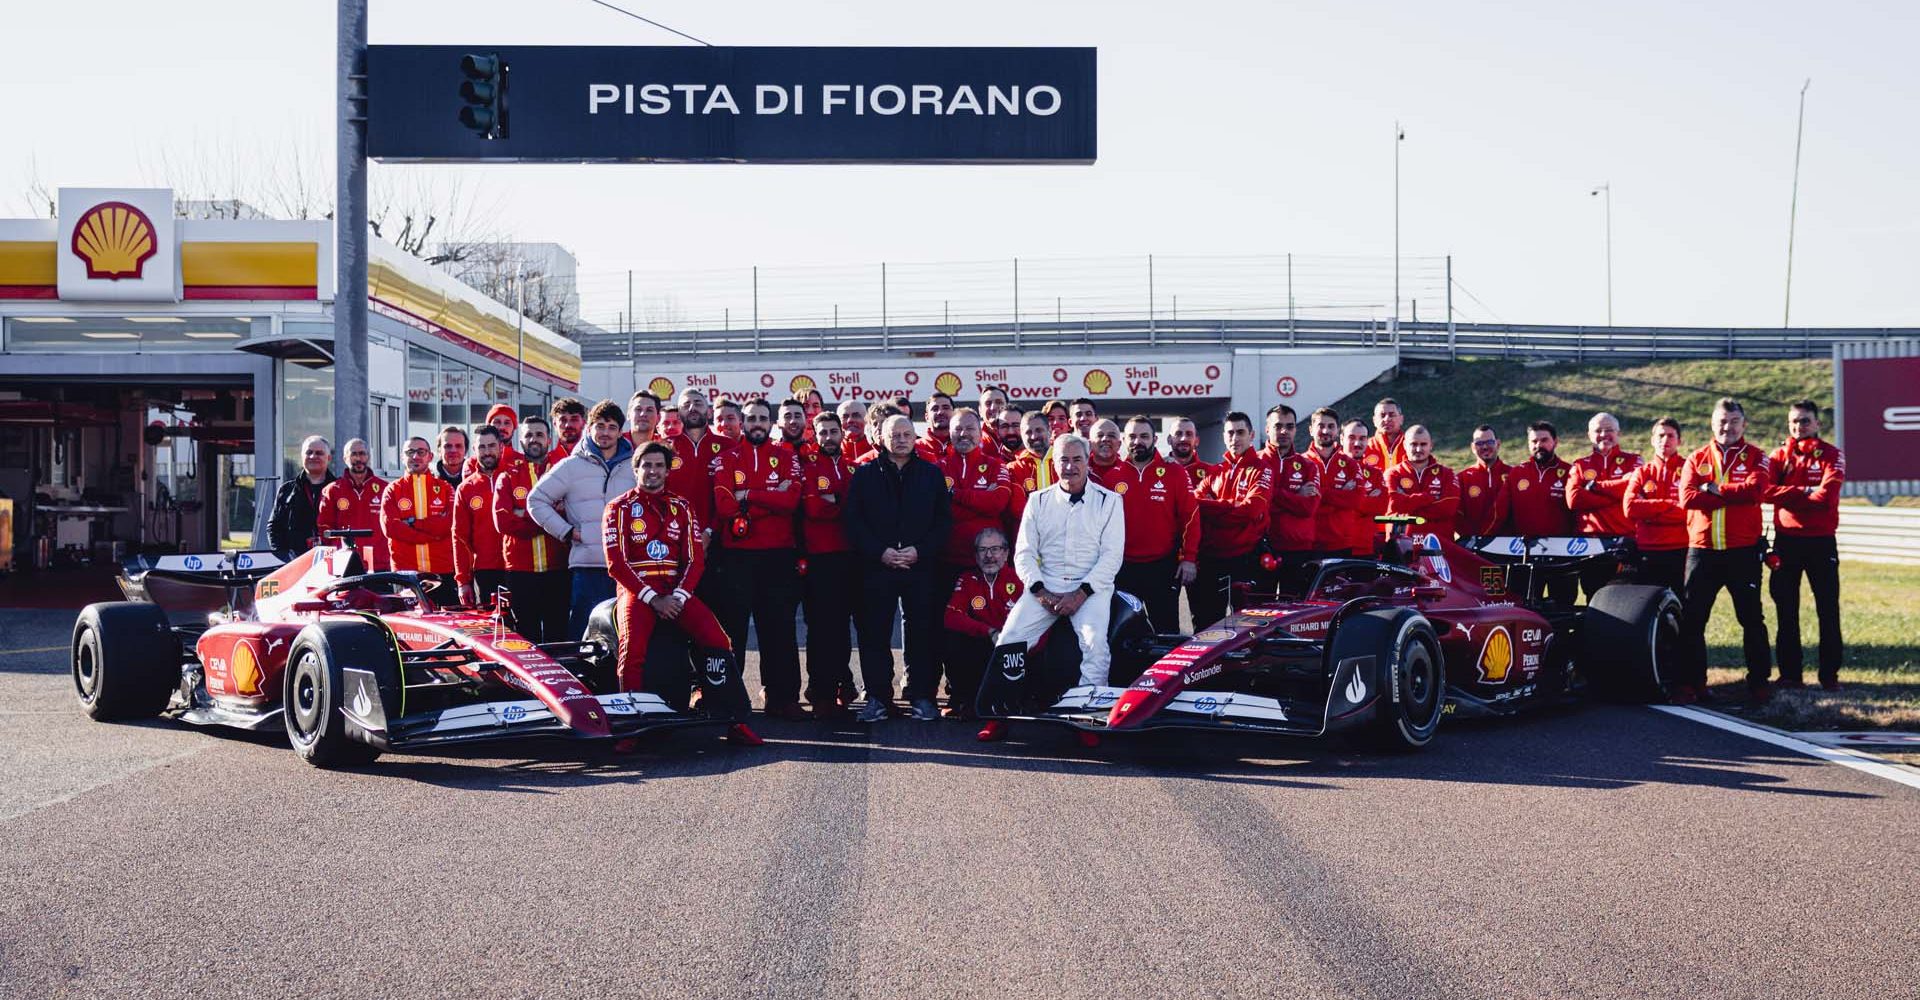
{"left": 1393, "top": 122, "right": 1405, "bottom": 340}
{"left": 514, "top": 267, "right": 547, "bottom": 400}
{"left": 1785, "top": 78, "right": 1811, "bottom": 327}
{"left": 1591, "top": 182, "right": 1612, "bottom": 326}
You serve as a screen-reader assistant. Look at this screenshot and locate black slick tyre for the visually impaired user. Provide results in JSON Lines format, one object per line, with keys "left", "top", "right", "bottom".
{"left": 73, "top": 602, "right": 179, "bottom": 721}
{"left": 1335, "top": 608, "right": 1445, "bottom": 751}
{"left": 283, "top": 620, "right": 389, "bottom": 768}
{"left": 1580, "top": 584, "right": 1681, "bottom": 702}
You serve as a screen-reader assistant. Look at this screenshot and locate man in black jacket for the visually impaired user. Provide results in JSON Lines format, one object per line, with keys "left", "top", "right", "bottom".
{"left": 268, "top": 435, "right": 334, "bottom": 557}
{"left": 844, "top": 413, "right": 953, "bottom": 722}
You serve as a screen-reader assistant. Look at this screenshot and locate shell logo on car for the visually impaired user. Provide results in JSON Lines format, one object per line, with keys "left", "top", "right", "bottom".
{"left": 1082, "top": 369, "right": 1113, "bottom": 394}
{"left": 789, "top": 374, "right": 817, "bottom": 396}
{"left": 71, "top": 202, "right": 159, "bottom": 280}
{"left": 648, "top": 377, "right": 675, "bottom": 399}
{"left": 1476, "top": 626, "right": 1513, "bottom": 683}
{"left": 495, "top": 639, "right": 536, "bottom": 652}
{"left": 231, "top": 641, "right": 265, "bottom": 697}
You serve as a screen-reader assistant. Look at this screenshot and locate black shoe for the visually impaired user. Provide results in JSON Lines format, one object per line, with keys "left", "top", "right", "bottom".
{"left": 856, "top": 697, "right": 891, "bottom": 723}
{"left": 908, "top": 698, "right": 940, "bottom": 721}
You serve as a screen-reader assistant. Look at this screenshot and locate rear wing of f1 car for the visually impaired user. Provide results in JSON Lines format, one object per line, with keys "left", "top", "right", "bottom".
{"left": 118, "top": 550, "right": 284, "bottom": 613}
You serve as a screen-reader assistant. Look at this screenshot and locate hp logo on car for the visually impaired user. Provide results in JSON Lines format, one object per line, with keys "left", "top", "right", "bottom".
{"left": 502, "top": 705, "right": 526, "bottom": 723}
{"left": 1567, "top": 538, "right": 1590, "bottom": 556}
{"left": 184, "top": 555, "right": 203, "bottom": 569}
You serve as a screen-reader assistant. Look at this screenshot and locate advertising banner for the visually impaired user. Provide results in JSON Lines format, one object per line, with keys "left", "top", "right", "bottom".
{"left": 368, "top": 46, "right": 1096, "bottom": 164}
{"left": 637, "top": 361, "right": 1230, "bottom": 406}
{"left": 1838, "top": 354, "right": 1920, "bottom": 481}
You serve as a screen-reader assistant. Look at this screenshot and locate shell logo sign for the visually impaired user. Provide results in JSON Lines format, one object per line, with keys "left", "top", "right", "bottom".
{"left": 789, "top": 374, "right": 817, "bottom": 396}
{"left": 933, "top": 372, "right": 963, "bottom": 396}
{"left": 72, "top": 202, "right": 158, "bottom": 280}
{"left": 1082, "top": 369, "right": 1113, "bottom": 395}
{"left": 231, "top": 641, "right": 265, "bottom": 697}
{"left": 647, "top": 377, "right": 675, "bottom": 399}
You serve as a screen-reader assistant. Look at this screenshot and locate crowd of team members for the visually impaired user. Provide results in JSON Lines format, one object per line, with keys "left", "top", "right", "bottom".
{"left": 268, "top": 382, "right": 1846, "bottom": 741}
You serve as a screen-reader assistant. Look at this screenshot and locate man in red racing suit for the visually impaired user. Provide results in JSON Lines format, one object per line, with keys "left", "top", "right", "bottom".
{"left": 603, "top": 442, "right": 760, "bottom": 747}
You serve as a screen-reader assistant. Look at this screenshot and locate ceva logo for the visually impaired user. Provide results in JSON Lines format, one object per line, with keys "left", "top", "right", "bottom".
{"left": 71, "top": 202, "right": 159, "bottom": 280}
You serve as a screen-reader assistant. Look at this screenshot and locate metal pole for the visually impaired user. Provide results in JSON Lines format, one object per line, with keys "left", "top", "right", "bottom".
{"left": 514, "top": 263, "right": 525, "bottom": 397}
{"left": 1148, "top": 254, "right": 1155, "bottom": 343}
{"left": 1785, "top": 78, "right": 1811, "bottom": 327}
{"left": 626, "top": 270, "right": 635, "bottom": 363}
{"left": 333, "top": 0, "right": 368, "bottom": 449}
{"left": 752, "top": 266, "right": 759, "bottom": 351}
{"left": 1445, "top": 255, "right": 1456, "bottom": 361}
{"left": 1393, "top": 121, "right": 1404, "bottom": 342}
{"left": 1591, "top": 183, "right": 1613, "bottom": 326}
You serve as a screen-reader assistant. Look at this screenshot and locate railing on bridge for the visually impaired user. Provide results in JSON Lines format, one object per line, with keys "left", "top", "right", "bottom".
{"left": 578, "top": 316, "right": 1920, "bottom": 363}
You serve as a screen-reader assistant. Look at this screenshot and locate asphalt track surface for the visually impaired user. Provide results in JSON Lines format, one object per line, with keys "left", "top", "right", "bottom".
{"left": 2, "top": 607, "right": 1917, "bottom": 1000}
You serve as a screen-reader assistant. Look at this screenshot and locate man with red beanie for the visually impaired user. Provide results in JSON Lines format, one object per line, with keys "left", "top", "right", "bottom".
{"left": 1621, "top": 417, "right": 1689, "bottom": 596}
{"left": 1676, "top": 398, "right": 1774, "bottom": 704}
{"left": 603, "top": 441, "right": 760, "bottom": 748}
{"left": 1765, "top": 400, "right": 1847, "bottom": 691}
{"left": 709, "top": 398, "right": 805, "bottom": 718}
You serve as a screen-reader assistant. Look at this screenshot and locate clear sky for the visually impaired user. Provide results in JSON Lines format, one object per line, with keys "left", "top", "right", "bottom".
{"left": 4, "top": 0, "right": 1915, "bottom": 330}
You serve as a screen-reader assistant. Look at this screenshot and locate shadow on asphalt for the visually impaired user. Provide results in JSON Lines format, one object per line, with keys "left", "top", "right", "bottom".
{"left": 278, "top": 702, "right": 1878, "bottom": 800}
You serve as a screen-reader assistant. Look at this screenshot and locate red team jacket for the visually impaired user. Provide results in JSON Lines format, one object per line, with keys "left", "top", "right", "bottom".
{"left": 1362, "top": 431, "right": 1408, "bottom": 476}
{"left": 1091, "top": 455, "right": 1201, "bottom": 564}
{"left": 316, "top": 473, "right": 389, "bottom": 571}
{"left": 1455, "top": 460, "right": 1508, "bottom": 540}
{"left": 379, "top": 471, "right": 455, "bottom": 574}
{"left": 452, "top": 469, "right": 506, "bottom": 588}
{"left": 800, "top": 450, "right": 855, "bottom": 555}
{"left": 1006, "top": 450, "right": 1047, "bottom": 493}
{"left": 492, "top": 456, "right": 564, "bottom": 574}
{"left": 1260, "top": 447, "right": 1323, "bottom": 553}
{"left": 1566, "top": 448, "right": 1643, "bottom": 536}
{"left": 666, "top": 430, "right": 736, "bottom": 531}
{"left": 1172, "top": 456, "right": 1213, "bottom": 490}
{"left": 1310, "top": 450, "right": 1387, "bottom": 554}
{"left": 1765, "top": 437, "right": 1846, "bottom": 538}
{"left": 710, "top": 439, "right": 802, "bottom": 550}
{"left": 1384, "top": 460, "right": 1460, "bottom": 526}
{"left": 602, "top": 485, "right": 705, "bottom": 603}
{"left": 1195, "top": 448, "right": 1273, "bottom": 558}
{"left": 1503, "top": 457, "right": 1576, "bottom": 537}
{"left": 1622, "top": 453, "right": 1689, "bottom": 551}
{"left": 1678, "top": 440, "right": 1771, "bottom": 550}
{"left": 944, "top": 565, "right": 1024, "bottom": 638}
{"left": 939, "top": 449, "right": 1016, "bottom": 565}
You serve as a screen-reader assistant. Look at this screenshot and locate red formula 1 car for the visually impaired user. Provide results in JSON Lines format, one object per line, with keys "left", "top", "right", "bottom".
{"left": 71, "top": 531, "right": 713, "bottom": 767}
{"left": 977, "top": 517, "right": 1679, "bottom": 750}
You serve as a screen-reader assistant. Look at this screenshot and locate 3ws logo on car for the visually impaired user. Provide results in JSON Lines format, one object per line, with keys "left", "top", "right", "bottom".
{"left": 1000, "top": 650, "right": 1026, "bottom": 681}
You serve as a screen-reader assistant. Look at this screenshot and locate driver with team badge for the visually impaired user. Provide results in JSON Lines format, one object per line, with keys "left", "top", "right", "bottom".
{"left": 603, "top": 442, "right": 761, "bottom": 747}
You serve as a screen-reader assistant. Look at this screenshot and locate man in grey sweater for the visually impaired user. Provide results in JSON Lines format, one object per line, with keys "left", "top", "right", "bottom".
{"left": 528, "top": 399, "right": 635, "bottom": 638}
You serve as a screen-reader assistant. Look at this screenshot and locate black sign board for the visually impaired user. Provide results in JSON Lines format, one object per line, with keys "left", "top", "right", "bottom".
{"left": 367, "top": 46, "right": 1096, "bottom": 164}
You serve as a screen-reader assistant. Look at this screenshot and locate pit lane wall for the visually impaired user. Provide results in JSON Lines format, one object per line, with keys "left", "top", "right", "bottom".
{"left": 582, "top": 348, "right": 1398, "bottom": 459}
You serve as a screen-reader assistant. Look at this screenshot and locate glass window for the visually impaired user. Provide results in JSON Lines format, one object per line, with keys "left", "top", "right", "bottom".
{"left": 279, "top": 363, "right": 335, "bottom": 483}
{"left": 5, "top": 316, "right": 251, "bottom": 352}
{"left": 407, "top": 347, "right": 440, "bottom": 445}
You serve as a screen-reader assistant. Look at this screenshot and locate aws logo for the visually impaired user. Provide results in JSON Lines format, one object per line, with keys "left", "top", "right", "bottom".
{"left": 72, "top": 202, "right": 159, "bottom": 280}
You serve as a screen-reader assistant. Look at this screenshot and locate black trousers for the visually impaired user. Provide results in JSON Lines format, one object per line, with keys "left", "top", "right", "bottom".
{"left": 802, "top": 550, "right": 861, "bottom": 706}
{"left": 1116, "top": 555, "right": 1180, "bottom": 634}
{"left": 1770, "top": 534, "right": 1843, "bottom": 682}
{"left": 711, "top": 548, "right": 803, "bottom": 707}
{"left": 1681, "top": 545, "right": 1771, "bottom": 688}
{"left": 857, "top": 568, "right": 938, "bottom": 701}
{"left": 942, "top": 632, "right": 993, "bottom": 712}
{"left": 471, "top": 569, "right": 508, "bottom": 610}
{"left": 1188, "top": 551, "right": 1259, "bottom": 630}
{"left": 1637, "top": 547, "right": 1686, "bottom": 596}
{"left": 506, "top": 569, "right": 571, "bottom": 644}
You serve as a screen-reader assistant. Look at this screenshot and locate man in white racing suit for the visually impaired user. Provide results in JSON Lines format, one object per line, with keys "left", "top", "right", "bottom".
{"left": 995, "top": 433, "right": 1127, "bottom": 688}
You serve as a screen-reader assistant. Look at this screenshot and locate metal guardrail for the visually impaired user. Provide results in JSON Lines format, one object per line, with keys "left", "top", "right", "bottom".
{"left": 579, "top": 317, "right": 1920, "bottom": 363}
{"left": 1768, "top": 504, "right": 1920, "bottom": 566}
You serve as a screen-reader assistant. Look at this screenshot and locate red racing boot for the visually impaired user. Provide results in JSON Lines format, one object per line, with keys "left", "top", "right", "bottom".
{"left": 727, "top": 722, "right": 765, "bottom": 746}
{"left": 976, "top": 720, "right": 1008, "bottom": 742}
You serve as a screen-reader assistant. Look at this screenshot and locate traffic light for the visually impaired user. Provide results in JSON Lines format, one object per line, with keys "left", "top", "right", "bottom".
{"left": 458, "top": 53, "right": 508, "bottom": 139}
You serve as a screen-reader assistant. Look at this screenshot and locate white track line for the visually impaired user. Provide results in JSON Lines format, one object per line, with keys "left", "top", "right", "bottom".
{"left": 1653, "top": 705, "right": 1920, "bottom": 793}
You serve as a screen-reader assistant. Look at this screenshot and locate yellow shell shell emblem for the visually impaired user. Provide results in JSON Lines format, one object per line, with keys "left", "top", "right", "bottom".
{"left": 789, "top": 374, "right": 817, "bottom": 395}
{"left": 630, "top": 518, "right": 646, "bottom": 534}
{"left": 1515, "top": 479, "right": 1531, "bottom": 492}
{"left": 647, "top": 377, "right": 675, "bottom": 399}
{"left": 1082, "top": 369, "right": 1113, "bottom": 395}
{"left": 72, "top": 201, "right": 158, "bottom": 280}
{"left": 970, "top": 595, "right": 987, "bottom": 611}
{"left": 336, "top": 497, "right": 352, "bottom": 510}
{"left": 232, "top": 641, "right": 264, "bottom": 697}
{"left": 1583, "top": 468, "right": 1598, "bottom": 481}
{"left": 933, "top": 372, "right": 964, "bottom": 396}
{"left": 1477, "top": 627, "right": 1514, "bottom": 683}
{"left": 468, "top": 495, "right": 485, "bottom": 509}
{"left": 1467, "top": 485, "right": 1482, "bottom": 498}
